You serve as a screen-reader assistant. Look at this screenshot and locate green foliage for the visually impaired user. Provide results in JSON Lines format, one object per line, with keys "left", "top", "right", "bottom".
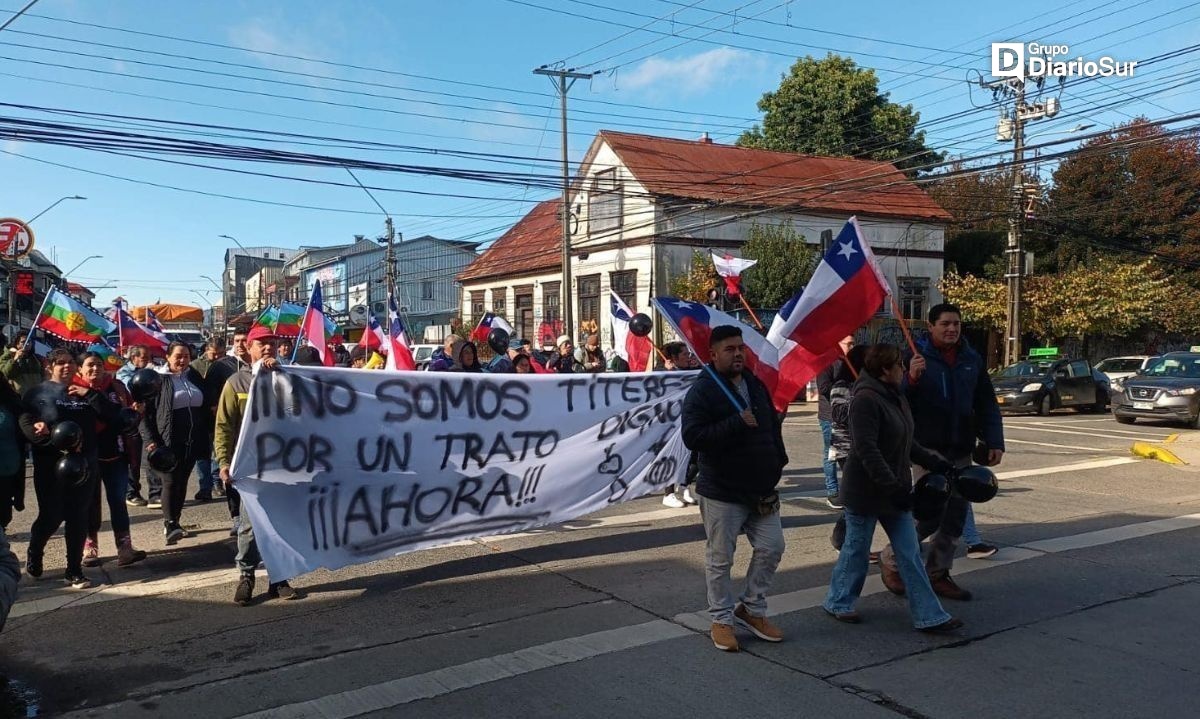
{"left": 669, "top": 250, "right": 719, "bottom": 303}
{"left": 741, "top": 223, "right": 819, "bottom": 308}
{"left": 737, "top": 54, "right": 941, "bottom": 175}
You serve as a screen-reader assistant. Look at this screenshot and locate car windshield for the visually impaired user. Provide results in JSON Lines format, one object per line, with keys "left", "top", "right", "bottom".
{"left": 995, "top": 361, "right": 1053, "bottom": 378}
{"left": 413, "top": 347, "right": 434, "bottom": 361}
{"left": 1141, "top": 355, "right": 1200, "bottom": 378}
{"left": 1096, "top": 358, "right": 1144, "bottom": 373}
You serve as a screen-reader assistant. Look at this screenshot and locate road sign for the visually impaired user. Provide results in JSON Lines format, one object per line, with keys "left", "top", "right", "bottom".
{"left": 1029, "top": 347, "right": 1059, "bottom": 357}
{"left": 15, "top": 272, "right": 32, "bottom": 296}
{"left": 0, "top": 218, "right": 35, "bottom": 260}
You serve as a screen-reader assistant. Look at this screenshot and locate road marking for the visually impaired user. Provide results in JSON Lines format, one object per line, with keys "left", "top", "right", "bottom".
{"left": 1017, "top": 421, "right": 1166, "bottom": 438}
{"left": 232, "top": 620, "right": 692, "bottom": 719}
{"left": 1006, "top": 425, "right": 1172, "bottom": 442}
{"left": 213, "top": 508, "right": 1200, "bottom": 719}
{"left": 6, "top": 457, "right": 1142, "bottom": 620}
{"left": 1006, "top": 438, "right": 1116, "bottom": 453}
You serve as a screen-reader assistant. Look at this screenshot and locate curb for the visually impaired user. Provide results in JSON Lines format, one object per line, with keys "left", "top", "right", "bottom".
{"left": 1130, "top": 441, "right": 1186, "bottom": 465}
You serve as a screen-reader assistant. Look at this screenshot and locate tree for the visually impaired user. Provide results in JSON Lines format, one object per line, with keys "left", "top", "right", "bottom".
{"left": 1033, "top": 118, "right": 1200, "bottom": 279}
{"left": 738, "top": 54, "right": 941, "bottom": 175}
{"left": 926, "top": 160, "right": 1012, "bottom": 276}
{"left": 669, "top": 250, "right": 719, "bottom": 303}
{"left": 941, "top": 257, "right": 1176, "bottom": 342}
{"left": 740, "top": 223, "right": 819, "bottom": 308}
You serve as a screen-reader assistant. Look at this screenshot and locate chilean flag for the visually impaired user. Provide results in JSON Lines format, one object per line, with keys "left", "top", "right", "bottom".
{"left": 652, "top": 297, "right": 785, "bottom": 409}
{"left": 767, "top": 216, "right": 890, "bottom": 408}
{"left": 358, "top": 307, "right": 386, "bottom": 353}
{"left": 298, "top": 280, "right": 335, "bottom": 366}
{"left": 610, "top": 290, "right": 652, "bottom": 372}
{"left": 143, "top": 308, "right": 170, "bottom": 345}
{"left": 471, "top": 312, "right": 514, "bottom": 343}
{"left": 384, "top": 292, "right": 417, "bottom": 371}
{"left": 115, "top": 309, "right": 168, "bottom": 354}
{"left": 712, "top": 253, "right": 757, "bottom": 298}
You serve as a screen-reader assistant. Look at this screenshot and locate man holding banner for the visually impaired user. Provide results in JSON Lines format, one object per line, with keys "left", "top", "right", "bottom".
{"left": 214, "top": 326, "right": 303, "bottom": 606}
{"left": 682, "top": 325, "right": 788, "bottom": 653}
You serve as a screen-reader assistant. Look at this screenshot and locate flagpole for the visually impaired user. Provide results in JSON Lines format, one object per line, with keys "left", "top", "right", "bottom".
{"left": 24, "top": 286, "right": 55, "bottom": 349}
{"left": 888, "top": 294, "right": 920, "bottom": 357}
{"left": 737, "top": 295, "right": 764, "bottom": 331}
{"left": 293, "top": 290, "right": 313, "bottom": 364}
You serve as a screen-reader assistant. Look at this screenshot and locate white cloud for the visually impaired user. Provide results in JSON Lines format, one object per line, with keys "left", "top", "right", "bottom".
{"left": 226, "top": 19, "right": 332, "bottom": 77}
{"left": 619, "top": 47, "right": 763, "bottom": 95}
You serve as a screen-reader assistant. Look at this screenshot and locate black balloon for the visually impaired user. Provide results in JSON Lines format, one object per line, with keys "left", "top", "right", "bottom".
{"left": 50, "top": 420, "right": 83, "bottom": 452}
{"left": 116, "top": 407, "right": 141, "bottom": 434}
{"left": 628, "top": 313, "right": 653, "bottom": 338}
{"left": 954, "top": 465, "right": 999, "bottom": 503}
{"left": 55, "top": 453, "right": 89, "bottom": 484}
{"left": 912, "top": 473, "right": 951, "bottom": 522}
{"left": 487, "top": 327, "right": 511, "bottom": 354}
{"left": 128, "top": 368, "right": 162, "bottom": 402}
{"left": 148, "top": 446, "right": 178, "bottom": 473}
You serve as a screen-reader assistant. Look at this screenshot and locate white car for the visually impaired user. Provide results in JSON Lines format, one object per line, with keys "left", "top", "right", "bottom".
{"left": 411, "top": 344, "right": 439, "bottom": 370}
{"left": 1095, "top": 356, "right": 1155, "bottom": 394}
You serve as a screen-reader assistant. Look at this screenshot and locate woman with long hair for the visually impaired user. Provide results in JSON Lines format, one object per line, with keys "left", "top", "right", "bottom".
{"left": 76, "top": 351, "right": 147, "bottom": 567}
{"left": 139, "top": 341, "right": 213, "bottom": 545}
{"left": 823, "top": 344, "right": 962, "bottom": 633}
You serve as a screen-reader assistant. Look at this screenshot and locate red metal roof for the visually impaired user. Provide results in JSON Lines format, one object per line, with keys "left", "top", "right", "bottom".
{"left": 599, "top": 131, "right": 951, "bottom": 222}
{"left": 457, "top": 199, "right": 560, "bottom": 283}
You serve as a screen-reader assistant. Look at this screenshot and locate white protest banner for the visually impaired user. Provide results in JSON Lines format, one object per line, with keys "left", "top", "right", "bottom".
{"left": 230, "top": 366, "right": 697, "bottom": 581}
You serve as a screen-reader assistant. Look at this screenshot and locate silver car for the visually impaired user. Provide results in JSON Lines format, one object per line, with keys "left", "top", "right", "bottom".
{"left": 1113, "top": 353, "right": 1200, "bottom": 427}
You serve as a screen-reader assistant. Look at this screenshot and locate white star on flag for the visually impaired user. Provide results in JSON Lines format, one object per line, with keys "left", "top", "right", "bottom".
{"left": 837, "top": 241, "right": 858, "bottom": 260}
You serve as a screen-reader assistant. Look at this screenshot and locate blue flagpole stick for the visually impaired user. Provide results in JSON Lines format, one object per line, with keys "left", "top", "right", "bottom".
{"left": 23, "top": 285, "right": 55, "bottom": 350}
{"left": 292, "top": 299, "right": 310, "bottom": 364}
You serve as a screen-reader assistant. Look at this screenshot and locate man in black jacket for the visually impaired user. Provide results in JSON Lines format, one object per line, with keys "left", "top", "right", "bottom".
{"left": 682, "top": 325, "right": 788, "bottom": 653}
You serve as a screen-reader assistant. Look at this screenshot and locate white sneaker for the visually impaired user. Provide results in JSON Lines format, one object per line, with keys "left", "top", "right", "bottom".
{"left": 681, "top": 488, "right": 698, "bottom": 505}
{"left": 662, "top": 492, "right": 686, "bottom": 508}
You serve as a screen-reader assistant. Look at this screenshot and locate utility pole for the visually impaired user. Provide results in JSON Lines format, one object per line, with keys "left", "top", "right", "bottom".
{"left": 981, "top": 66, "right": 1060, "bottom": 366}
{"left": 534, "top": 65, "right": 595, "bottom": 342}
{"left": 383, "top": 216, "right": 397, "bottom": 337}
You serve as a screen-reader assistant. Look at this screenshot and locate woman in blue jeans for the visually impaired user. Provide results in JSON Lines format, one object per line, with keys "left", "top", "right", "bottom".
{"left": 823, "top": 344, "right": 962, "bottom": 633}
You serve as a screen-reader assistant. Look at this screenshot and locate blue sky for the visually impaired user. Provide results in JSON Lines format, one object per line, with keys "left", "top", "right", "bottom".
{"left": 0, "top": 0, "right": 1196, "bottom": 307}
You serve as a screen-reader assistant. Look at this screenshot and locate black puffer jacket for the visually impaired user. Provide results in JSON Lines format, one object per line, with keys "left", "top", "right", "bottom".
{"left": 681, "top": 368, "right": 787, "bottom": 505}
{"left": 841, "top": 373, "right": 948, "bottom": 517}
{"left": 139, "top": 367, "right": 213, "bottom": 462}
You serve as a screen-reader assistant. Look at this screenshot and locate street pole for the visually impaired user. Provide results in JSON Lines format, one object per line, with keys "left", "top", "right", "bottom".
{"left": 384, "top": 216, "right": 396, "bottom": 337}
{"left": 534, "top": 66, "right": 595, "bottom": 342}
{"left": 1004, "top": 80, "right": 1026, "bottom": 368}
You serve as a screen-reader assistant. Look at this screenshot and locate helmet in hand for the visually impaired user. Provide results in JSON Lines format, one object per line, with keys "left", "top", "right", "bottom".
{"left": 55, "top": 453, "right": 89, "bottom": 485}
{"left": 954, "top": 465, "right": 999, "bottom": 503}
{"left": 147, "top": 446, "right": 178, "bottom": 473}
{"left": 912, "top": 473, "right": 951, "bottom": 522}
{"left": 50, "top": 420, "right": 83, "bottom": 452}
{"left": 128, "top": 368, "right": 162, "bottom": 402}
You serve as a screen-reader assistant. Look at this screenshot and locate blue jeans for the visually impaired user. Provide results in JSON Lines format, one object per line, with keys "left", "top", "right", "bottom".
{"left": 818, "top": 419, "right": 838, "bottom": 497}
{"left": 699, "top": 495, "right": 785, "bottom": 624}
{"left": 90, "top": 460, "right": 132, "bottom": 540}
{"left": 825, "top": 509, "right": 952, "bottom": 629}
{"left": 195, "top": 457, "right": 217, "bottom": 493}
{"left": 962, "top": 505, "right": 982, "bottom": 546}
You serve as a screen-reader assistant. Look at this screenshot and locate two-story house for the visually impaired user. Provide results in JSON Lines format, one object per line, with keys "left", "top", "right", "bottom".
{"left": 458, "top": 130, "right": 951, "bottom": 349}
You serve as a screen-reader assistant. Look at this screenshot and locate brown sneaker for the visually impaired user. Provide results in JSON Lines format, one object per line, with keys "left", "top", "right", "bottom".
{"left": 930, "top": 574, "right": 973, "bottom": 601}
{"left": 710, "top": 622, "right": 739, "bottom": 652}
{"left": 880, "top": 563, "right": 906, "bottom": 596}
{"left": 734, "top": 604, "right": 783, "bottom": 642}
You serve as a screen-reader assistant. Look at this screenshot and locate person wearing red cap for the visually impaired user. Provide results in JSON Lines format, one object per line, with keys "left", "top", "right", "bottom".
{"left": 214, "top": 325, "right": 303, "bottom": 606}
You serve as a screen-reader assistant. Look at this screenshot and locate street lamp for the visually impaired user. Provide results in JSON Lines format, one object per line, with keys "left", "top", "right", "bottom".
{"left": 62, "top": 255, "right": 102, "bottom": 279}
{"left": 27, "top": 195, "right": 85, "bottom": 225}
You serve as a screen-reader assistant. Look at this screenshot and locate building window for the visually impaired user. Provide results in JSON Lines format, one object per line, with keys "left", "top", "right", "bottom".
{"left": 610, "top": 270, "right": 637, "bottom": 310}
{"left": 470, "top": 290, "right": 485, "bottom": 316}
{"left": 898, "top": 277, "right": 929, "bottom": 321}
{"left": 577, "top": 274, "right": 601, "bottom": 333}
{"left": 491, "top": 288, "right": 506, "bottom": 314}
{"left": 543, "top": 281, "right": 560, "bottom": 322}
{"left": 422, "top": 280, "right": 434, "bottom": 301}
{"left": 588, "top": 168, "right": 622, "bottom": 235}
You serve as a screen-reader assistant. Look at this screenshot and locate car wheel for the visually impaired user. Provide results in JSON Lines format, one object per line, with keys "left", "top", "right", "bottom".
{"left": 1191, "top": 412, "right": 1200, "bottom": 430}
{"left": 1037, "top": 395, "right": 1051, "bottom": 416}
{"left": 1116, "top": 415, "right": 1136, "bottom": 425}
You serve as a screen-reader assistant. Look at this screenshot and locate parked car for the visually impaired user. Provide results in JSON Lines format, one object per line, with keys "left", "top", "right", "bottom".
{"left": 1095, "top": 356, "right": 1155, "bottom": 395}
{"left": 991, "top": 357, "right": 1108, "bottom": 415}
{"left": 411, "top": 344, "right": 439, "bottom": 370}
{"left": 1113, "top": 352, "right": 1200, "bottom": 427}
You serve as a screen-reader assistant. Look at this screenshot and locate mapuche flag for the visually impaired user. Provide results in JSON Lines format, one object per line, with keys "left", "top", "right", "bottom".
{"left": 35, "top": 287, "right": 118, "bottom": 343}
{"left": 275, "top": 302, "right": 305, "bottom": 338}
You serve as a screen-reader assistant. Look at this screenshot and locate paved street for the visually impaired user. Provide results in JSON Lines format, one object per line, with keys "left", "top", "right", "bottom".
{"left": 3, "top": 407, "right": 1200, "bottom": 718}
